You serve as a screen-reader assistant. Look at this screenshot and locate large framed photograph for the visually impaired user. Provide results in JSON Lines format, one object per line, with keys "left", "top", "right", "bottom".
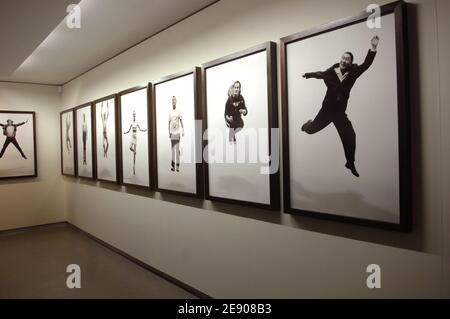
{"left": 94, "top": 94, "right": 119, "bottom": 183}
{"left": 60, "top": 108, "right": 76, "bottom": 176}
{"left": 75, "top": 103, "right": 95, "bottom": 180}
{"left": 281, "top": 1, "right": 410, "bottom": 230}
{"left": 151, "top": 67, "right": 203, "bottom": 197}
{"left": 202, "top": 42, "right": 279, "bottom": 209}
{"left": 0, "top": 111, "right": 37, "bottom": 179}
{"left": 118, "top": 86, "right": 151, "bottom": 188}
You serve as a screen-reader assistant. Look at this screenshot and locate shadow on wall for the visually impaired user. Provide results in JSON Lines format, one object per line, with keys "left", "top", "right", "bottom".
{"left": 62, "top": 4, "right": 428, "bottom": 253}
{"left": 290, "top": 180, "right": 396, "bottom": 222}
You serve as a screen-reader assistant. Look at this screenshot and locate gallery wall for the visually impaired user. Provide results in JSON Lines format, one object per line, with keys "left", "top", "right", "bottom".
{"left": 437, "top": 0, "right": 450, "bottom": 299}
{"left": 60, "top": 0, "right": 449, "bottom": 297}
{"left": 0, "top": 82, "right": 65, "bottom": 230}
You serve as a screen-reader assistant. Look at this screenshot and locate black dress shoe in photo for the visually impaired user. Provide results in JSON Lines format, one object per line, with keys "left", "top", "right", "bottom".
{"left": 345, "top": 162, "right": 360, "bottom": 177}
{"left": 301, "top": 120, "right": 312, "bottom": 132}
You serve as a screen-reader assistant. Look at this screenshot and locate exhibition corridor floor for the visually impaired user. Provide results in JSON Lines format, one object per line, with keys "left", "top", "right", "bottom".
{"left": 0, "top": 223, "right": 197, "bottom": 299}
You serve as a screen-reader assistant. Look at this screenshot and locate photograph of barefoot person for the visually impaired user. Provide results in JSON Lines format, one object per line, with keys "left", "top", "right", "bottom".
{"left": 95, "top": 95, "right": 118, "bottom": 183}
{"left": 75, "top": 104, "right": 94, "bottom": 179}
{"left": 119, "top": 86, "right": 150, "bottom": 188}
{"left": 60, "top": 109, "right": 75, "bottom": 176}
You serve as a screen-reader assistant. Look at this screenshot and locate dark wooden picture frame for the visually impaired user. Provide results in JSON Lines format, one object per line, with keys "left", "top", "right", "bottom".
{"left": 0, "top": 110, "right": 37, "bottom": 180}
{"left": 150, "top": 67, "right": 204, "bottom": 198}
{"left": 280, "top": 1, "right": 411, "bottom": 231}
{"left": 74, "top": 103, "right": 96, "bottom": 180}
{"left": 202, "top": 41, "right": 280, "bottom": 210}
{"left": 93, "top": 94, "right": 120, "bottom": 184}
{"left": 60, "top": 108, "right": 76, "bottom": 177}
{"left": 117, "top": 85, "right": 152, "bottom": 189}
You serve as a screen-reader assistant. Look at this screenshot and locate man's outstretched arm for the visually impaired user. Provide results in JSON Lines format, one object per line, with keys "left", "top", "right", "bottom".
{"left": 356, "top": 36, "right": 379, "bottom": 76}
{"left": 16, "top": 119, "right": 28, "bottom": 127}
{"left": 302, "top": 71, "right": 325, "bottom": 79}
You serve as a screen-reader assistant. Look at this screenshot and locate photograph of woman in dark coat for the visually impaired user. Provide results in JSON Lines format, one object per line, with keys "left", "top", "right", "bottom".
{"left": 224, "top": 81, "right": 248, "bottom": 144}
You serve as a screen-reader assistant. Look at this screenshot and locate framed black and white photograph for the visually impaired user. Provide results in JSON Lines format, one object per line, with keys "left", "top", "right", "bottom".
{"left": 75, "top": 103, "right": 95, "bottom": 180}
{"left": 0, "top": 111, "right": 37, "bottom": 180}
{"left": 151, "top": 67, "right": 203, "bottom": 197}
{"left": 202, "top": 42, "right": 279, "bottom": 209}
{"left": 94, "top": 94, "right": 119, "bottom": 183}
{"left": 60, "top": 108, "right": 76, "bottom": 176}
{"left": 118, "top": 86, "right": 151, "bottom": 188}
{"left": 281, "top": 1, "right": 410, "bottom": 230}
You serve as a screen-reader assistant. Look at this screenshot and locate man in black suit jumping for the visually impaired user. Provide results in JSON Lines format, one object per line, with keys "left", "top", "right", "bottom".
{"left": 301, "top": 35, "right": 380, "bottom": 177}
{"left": 0, "top": 119, "right": 28, "bottom": 159}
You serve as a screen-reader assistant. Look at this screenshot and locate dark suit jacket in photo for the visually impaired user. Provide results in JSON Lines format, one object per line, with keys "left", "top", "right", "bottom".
{"left": 304, "top": 49, "right": 377, "bottom": 113}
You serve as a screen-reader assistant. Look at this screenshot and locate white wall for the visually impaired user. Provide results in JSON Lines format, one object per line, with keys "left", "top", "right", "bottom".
{"left": 60, "top": 0, "right": 449, "bottom": 298}
{"left": 0, "top": 82, "right": 65, "bottom": 230}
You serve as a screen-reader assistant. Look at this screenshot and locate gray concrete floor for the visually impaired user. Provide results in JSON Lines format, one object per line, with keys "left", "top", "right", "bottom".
{"left": 0, "top": 223, "right": 197, "bottom": 299}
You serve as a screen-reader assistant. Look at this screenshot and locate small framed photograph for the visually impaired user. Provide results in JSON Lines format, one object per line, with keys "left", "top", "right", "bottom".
{"left": 0, "top": 111, "right": 37, "bottom": 179}
{"left": 202, "top": 42, "right": 279, "bottom": 209}
{"left": 281, "top": 1, "right": 411, "bottom": 230}
{"left": 94, "top": 94, "right": 119, "bottom": 183}
{"left": 118, "top": 86, "right": 151, "bottom": 188}
{"left": 60, "top": 108, "right": 76, "bottom": 176}
{"left": 75, "top": 103, "right": 95, "bottom": 180}
{"left": 151, "top": 67, "right": 203, "bottom": 197}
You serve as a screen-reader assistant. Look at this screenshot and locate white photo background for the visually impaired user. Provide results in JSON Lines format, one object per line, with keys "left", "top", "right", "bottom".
{"left": 287, "top": 13, "right": 400, "bottom": 223}
{"left": 95, "top": 98, "right": 117, "bottom": 182}
{"left": 0, "top": 112, "right": 35, "bottom": 178}
{"left": 155, "top": 74, "right": 197, "bottom": 194}
{"left": 206, "top": 51, "right": 270, "bottom": 204}
{"left": 120, "top": 89, "right": 150, "bottom": 187}
{"left": 76, "top": 105, "right": 94, "bottom": 178}
{"left": 61, "top": 111, "right": 75, "bottom": 175}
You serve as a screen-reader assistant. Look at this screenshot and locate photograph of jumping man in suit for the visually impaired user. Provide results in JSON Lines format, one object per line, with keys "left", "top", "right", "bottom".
{"left": 300, "top": 35, "right": 379, "bottom": 177}
{"left": 0, "top": 119, "right": 29, "bottom": 159}
{"left": 1, "top": 111, "right": 37, "bottom": 179}
{"left": 281, "top": 1, "right": 411, "bottom": 230}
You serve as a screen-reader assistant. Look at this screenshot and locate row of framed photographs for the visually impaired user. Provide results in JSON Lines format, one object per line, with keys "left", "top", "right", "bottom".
{"left": 61, "top": 44, "right": 278, "bottom": 207}
{"left": 61, "top": 68, "right": 205, "bottom": 196}
{"left": 60, "top": 1, "right": 411, "bottom": 231}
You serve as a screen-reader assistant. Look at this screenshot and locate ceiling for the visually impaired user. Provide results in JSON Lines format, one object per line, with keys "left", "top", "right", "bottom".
{"left": 0, "top": 0, "right": 218, "bottom": 85}
{"left": 0, "top": 0, "right": 80, "bottom": 77}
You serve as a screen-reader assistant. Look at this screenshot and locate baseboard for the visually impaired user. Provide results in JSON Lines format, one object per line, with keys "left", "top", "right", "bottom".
{"left": 66, "top": 222, "right": 212, "bottom": 299}
{"left": 0, "top": 221, "right": 67, "bottom": 235}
